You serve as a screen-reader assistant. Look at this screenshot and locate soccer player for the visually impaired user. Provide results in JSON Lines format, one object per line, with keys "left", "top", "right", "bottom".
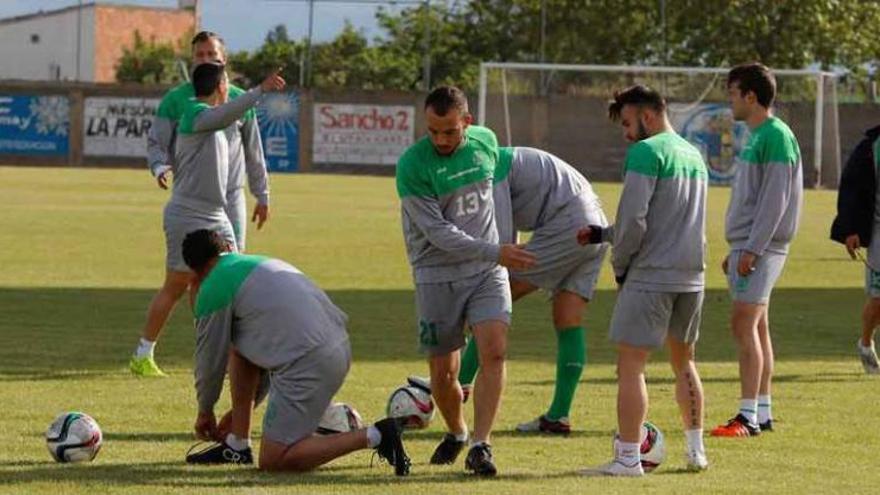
{"left": 132, "top": 31, "right": 270, "bottom": 376}
{"left": 455, "top": 146, "right": 610, "bottom": 434}
{"left": 180, "top": 230, "right": 410, "bottom": 474}
{"left": 582, "top": 85, "right": 709, "bottom": 476}
{"left": 396, "top": 86, "right": 535, "bottom": 476}
{"left": 711, "top": 63, "right": 803, "bottom": 437}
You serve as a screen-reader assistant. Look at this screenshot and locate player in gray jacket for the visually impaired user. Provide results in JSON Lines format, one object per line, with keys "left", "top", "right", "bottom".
{"left": 581, "top": 85, "right": 709, "bottom": 476}
{"left": 711, "top": 63, "right": 803, "bottom": 438}
{"left": 180, "top": 229, "right": 410, "bottom": 475}
{"left": 133, "top": 31, "right": 270, "bottom": 376}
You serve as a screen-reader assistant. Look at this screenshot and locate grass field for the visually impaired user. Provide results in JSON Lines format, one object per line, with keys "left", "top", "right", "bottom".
{"left": 0, "top": 166, "right": 877, "bottom": 494}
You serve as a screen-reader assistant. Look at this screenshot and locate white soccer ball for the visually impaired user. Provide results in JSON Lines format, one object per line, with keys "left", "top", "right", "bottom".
{"left": 613, "top": 421, "right": 666, "bottom": 472}
{"left": 386, "top": 385, "right": 435, "bottom": 429}
{"left": 317, "top": 403, "right": 364, "bottom": 435}
{"left": 45, "top": 412, "right": 102, "bottom": 463}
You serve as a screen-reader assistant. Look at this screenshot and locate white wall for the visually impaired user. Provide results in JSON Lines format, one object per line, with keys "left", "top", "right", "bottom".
{"left": 0, "top": 7, "right": 95, "bottom": 81}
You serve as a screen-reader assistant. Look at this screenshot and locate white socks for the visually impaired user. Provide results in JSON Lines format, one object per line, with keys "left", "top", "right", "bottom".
{"left": 739, "top": 398, "right": 758, "bottom": 425}
{"left": 685, "top": 428, "right": 705, "bottom": 453}
{"left": 615, "top": 440, "right": 641, "bottom": 466}
{"left": 225, "top": 433, "right": 251, "bottom": 451}
{"left": 134, "top": 338, "right": 155, "bottom": 359}
{"left": 757, "top": 395, "right": 772, "bottom": 424}
{"left": 366, "top": 426, "right": 381, "bottom": 448}
{"left": 455, "top": 431, "right": 469, "bottom": 443}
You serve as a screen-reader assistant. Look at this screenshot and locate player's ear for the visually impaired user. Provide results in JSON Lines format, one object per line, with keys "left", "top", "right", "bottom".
{"left": 461, "top": 112, "right": 473, "bottom": 127}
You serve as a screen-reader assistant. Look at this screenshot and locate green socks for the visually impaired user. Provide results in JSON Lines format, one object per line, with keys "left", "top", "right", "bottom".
{"left": 546, "top": 326, "right": 585, "bottom": 420}
{"left": 457, "top": 335, "right": 480, "bottom": 386}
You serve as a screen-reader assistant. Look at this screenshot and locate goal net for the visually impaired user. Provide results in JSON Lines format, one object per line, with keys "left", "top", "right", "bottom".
{"left": 477, "top": 62, "right": 840, "bottom": 187}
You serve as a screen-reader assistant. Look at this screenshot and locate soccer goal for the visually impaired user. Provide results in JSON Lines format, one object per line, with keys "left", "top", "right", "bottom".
{"left": 477, "top": 62, "right": 840, "bottom": 187}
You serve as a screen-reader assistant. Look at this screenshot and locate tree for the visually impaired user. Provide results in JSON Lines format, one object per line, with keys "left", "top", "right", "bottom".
{"left": 115, "top": 31, "right": 187, "bottom": 84}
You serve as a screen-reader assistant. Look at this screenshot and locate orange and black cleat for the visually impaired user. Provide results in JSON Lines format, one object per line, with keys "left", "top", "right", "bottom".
{"left": 710, "top": 414, "right": 761, "bottom": 437}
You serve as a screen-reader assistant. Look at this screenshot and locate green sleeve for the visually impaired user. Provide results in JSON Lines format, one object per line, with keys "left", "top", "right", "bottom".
{"left": 396, "top": 148, "right": 435, "bottom": 198}
{"left": 762, "top": 127, "right": 801, "bottom": 166}
{"left": 178, "top": 100, "right": 212, "bottom": 135}
{"left": 229, "top": 84, "right": 256, "bottom": 121}
{"left": 624, "top": 142, "right": 660, "bottom": 177}
{"left": 495, "top": 146, "right": 514, "bottom": 182}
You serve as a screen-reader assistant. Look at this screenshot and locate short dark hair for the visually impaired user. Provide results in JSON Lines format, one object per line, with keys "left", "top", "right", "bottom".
{"left": 727, "top": 63, "right": 776, "bottom": 108}
{"left": 425, "top": 86, "right": 469, "bottom": 116}
{"left": 182, "top": 229, "right": 227, "bottom": 272}
{"left": 192, "top": 62, "right": 225, "bottom": 97}
{"left": 191, "top": 31, "right": 225, "bottom": 49}
{"left": 608, "top": 85, "right": 667, "bottom": 121}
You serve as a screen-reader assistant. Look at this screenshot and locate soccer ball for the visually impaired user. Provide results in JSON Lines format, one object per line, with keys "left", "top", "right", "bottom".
{"left": 45, "top": 412, "right": 102, "bottom": 463}
{"left": 386, "top": 385, "right": 435, "bottom": 429}
{"left": 613, "top": 421, "right": 667, "bottom": 472}
{"left": 317, "top": 403, "right": 364, "bottom": 435}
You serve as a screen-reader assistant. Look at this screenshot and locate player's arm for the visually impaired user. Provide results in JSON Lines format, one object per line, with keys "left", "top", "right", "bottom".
{"left": 401, "top": 195, "right": 502, "bottom": 262}
{"left": 193, "top": 307, "right": 233, "bottom": 418}
{"left": 611, "top": 166, "right": 657, "bottom": 284}
{"left": 744, "top": 156, "right": 796, "bottom": 257}
{"left": 191, "top": 88, "right": 264, "bottom": 133}
{"left": 241, "top": 117, "right": 270, "bottom": 228}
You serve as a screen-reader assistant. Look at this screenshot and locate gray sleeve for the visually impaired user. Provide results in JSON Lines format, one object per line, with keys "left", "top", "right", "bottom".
{"left": 401, "top": 195, "right": 501, "bottom": 262}
{"left": 194, "top": 307, "right": 233, "bottom": 414}
{"left": 241, "top": 117, "right": 270, "bottom": 205}
{"left": 147, "top": 116, "right": 175, "bottom": 176}
{"left": 192, "top": 88, "right": 263, "bottom": 133}
{"left": 611, "top": 173, "right": 656, "bottom": 277}
{"left": 745, "top": 165, "right": 793, "bottom": 256}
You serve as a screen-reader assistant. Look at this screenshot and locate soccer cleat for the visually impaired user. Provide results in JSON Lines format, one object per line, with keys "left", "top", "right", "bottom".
{"left": 579, "top": 459, "right": 644, "bottom": 477}
{"left": 373, "top": 417, "right": 411, "bottom": 476}
{"left": 185, "top": 441, "right": 253, "bottom": 465}
{"left": 857, "top": 340, "right": 880, "bottom": 375}
{"left": 464, "top": 443, "right": 497, "bottom": 477}
{"left": 129, "top": 355, "right": 167, "bottom": 377}
{"left": 685, "top": 449, "right": 709, "bottom": 472}
{"left": 710, "top": 414, "right": 760, "bottom": 437}
{"left": 759, "top": 419, "right": 774, "bottom": 432}
{"left": 515, "top": 415, "right": 571, "bottom": 435}
{"left": 430, "top": 433, "right": 467, "bottom": 465}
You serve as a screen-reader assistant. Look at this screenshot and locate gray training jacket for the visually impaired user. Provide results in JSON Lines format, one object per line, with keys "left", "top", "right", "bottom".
{"left": 612, "top": 131, "right": 708, "bottom": 292}
{"left": 193, "top": 254, "right": 349, "bottom": 414}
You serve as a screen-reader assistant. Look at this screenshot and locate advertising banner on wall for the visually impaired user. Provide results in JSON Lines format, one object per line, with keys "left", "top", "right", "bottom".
{"left": 256, "top": 91, "right": 300, "bottom": 172}
{"left": 83, "top": 97, "right": 158, "bottom": 157}
{"left": 0, "top": 95, "right": 69, "bottom": 155}
{"left": 669, "top": 103, "right": 751, "bottom": 184}
{"left": 313, "top": 103, "right": 415, "bottom": 166}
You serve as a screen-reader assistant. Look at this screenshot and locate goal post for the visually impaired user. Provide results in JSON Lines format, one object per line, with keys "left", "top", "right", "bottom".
{"left": 478, "top": 62, "right": 840, "bottom": 187}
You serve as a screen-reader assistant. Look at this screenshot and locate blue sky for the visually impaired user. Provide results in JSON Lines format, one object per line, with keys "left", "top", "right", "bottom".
{"left": 0, "top": 0, "right": 406, "bottom": 51}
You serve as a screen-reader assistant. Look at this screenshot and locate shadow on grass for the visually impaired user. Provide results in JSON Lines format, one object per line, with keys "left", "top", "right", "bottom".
{"left": 0, "top": 287, "right": 868, "bottom": 378}
{"left": 0, "top": 461, "right": 581, "bottom": 487}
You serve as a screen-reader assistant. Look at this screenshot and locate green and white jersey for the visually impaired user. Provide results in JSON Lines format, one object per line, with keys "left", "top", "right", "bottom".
{"left": 147, "top": 83, "right": 269, "bottom": 205}
{"left": 613, "top": 131, "right": 708, "bottom": 292}
{"left": 868, "top": 138, "right": 880, "bottom": 267}
{"left": 725, "top": 116, "right": 803, "bottom": 255}
{"left": 170, "top": 89, "right": 262, "bottom": 213}
{"left": 193, "top": 253, "right": 348, "bottom": 413}
{"left": 396, "top": 125, "right": 502, "bottom": 283}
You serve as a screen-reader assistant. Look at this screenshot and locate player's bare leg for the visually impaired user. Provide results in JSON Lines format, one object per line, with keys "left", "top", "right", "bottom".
{"left": 668, "top": 338, "right": 707, "bottom": 470}
{"left": 467, "top": 319, "right": 507, "bottom": 476}
{"left": 711, "top": 302, "right": 764, "bottom": 436}
{"left": 428, "top": 349, "right": 470, "bottom": 465}
{"left": 131, "top": 270, "right": 192, "bottom": 377}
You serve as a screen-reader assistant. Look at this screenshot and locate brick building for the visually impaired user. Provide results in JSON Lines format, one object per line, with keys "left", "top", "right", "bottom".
{"left": 0, "top": 1, "right": 196, "bottom": 83}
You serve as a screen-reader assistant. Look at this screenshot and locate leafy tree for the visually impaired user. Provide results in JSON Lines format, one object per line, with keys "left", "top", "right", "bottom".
{"left": 115, "top": 30, "right": 187, "bottom": 84}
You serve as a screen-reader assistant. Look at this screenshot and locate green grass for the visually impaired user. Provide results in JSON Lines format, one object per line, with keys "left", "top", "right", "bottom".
{"left": 0, "top": 166, "right": 876, "bottom": 494}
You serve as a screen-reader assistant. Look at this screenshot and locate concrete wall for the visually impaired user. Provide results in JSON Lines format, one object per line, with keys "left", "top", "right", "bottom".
{"left": 0, "top": 7, "right": 95, "bottom": 82}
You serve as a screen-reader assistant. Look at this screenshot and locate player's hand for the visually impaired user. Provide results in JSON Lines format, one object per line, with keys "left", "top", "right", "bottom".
{"left": 252, "top": 204, "right": 269, "bottom": 229}
{"left": 260, "top": 69, "right": 286, "bottom": 92}
{"left": 215, "top": 410, "right": 232, "bottom": 442}
{"left": 194, "top": 412, "right": 217, "bottom": 441}
{"left": 721, "top": 254, "right": 729, "bottom": 275}
{"left": 845, "top": 234, "right": 861, "bottom": 260}
{"left": 576, "top": 227, "right": 592, "bottom": 246}
{"left": 736, "top": 251, "right": 757, "bottom": 277}
{"left": 155, "top": 165, "right": 171, "bottom": 190}
{"left": 499, "top": 244, "right": 537, "bottom": 271}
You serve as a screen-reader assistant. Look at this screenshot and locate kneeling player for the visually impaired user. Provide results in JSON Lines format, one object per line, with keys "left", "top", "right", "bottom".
{"left": 182, "top": 230, "right": 410, "bottom": 475}
{"left": 456, "top": 147, "right": 609, "bottom": 434}
{"left": 582, "top": 85, "right": 708, "bottom": 475}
